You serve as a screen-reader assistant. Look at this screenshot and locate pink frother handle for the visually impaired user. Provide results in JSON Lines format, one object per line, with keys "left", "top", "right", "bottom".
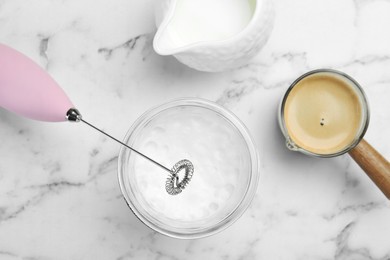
{"left": 0, "top": 43, "right": 73, "bottom": 122}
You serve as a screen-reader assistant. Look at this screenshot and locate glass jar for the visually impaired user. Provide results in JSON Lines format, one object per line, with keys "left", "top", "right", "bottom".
{"left": 118, "top": 98, "right": 259, "bottom": 239}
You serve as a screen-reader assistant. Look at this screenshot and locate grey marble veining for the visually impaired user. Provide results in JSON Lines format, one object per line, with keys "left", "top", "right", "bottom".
{"left": 0, "top": 0, "right": 390, "bottom": 259}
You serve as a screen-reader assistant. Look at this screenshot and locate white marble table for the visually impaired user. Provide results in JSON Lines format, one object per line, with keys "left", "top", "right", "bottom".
{"left": 1, "top": 0, "right": 390, "bottom": 259}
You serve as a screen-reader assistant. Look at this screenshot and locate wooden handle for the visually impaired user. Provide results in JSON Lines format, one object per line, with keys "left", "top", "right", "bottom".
{"left": 349, "top": 139, "right": 390, "bottom": 199}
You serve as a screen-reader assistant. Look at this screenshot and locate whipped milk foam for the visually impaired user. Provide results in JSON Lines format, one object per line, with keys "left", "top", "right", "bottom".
{"left": 127, "top": 105, "right": 251, "bottom": 224}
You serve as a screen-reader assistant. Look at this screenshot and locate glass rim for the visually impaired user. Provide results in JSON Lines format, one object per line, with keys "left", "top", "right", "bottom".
{"left": 278, "top": 69, "right": 370, "bottom": 158}
{"left": 117, "top": 98, "right": 260, "bottom": 239}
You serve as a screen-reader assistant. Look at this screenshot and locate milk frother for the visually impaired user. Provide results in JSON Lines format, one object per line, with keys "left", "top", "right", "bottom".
{"left": 0, "top": 43, "right": 193, "bottom": 195}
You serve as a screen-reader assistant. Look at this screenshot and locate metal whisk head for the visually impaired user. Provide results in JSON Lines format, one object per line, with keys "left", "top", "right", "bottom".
{"left": 166, "top": 159, "right": 194, "bottom": 195}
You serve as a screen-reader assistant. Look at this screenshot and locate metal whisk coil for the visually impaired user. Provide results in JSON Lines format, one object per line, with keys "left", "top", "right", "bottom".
{"left": 166, "top": 159, "right": 194, "bottom": 195}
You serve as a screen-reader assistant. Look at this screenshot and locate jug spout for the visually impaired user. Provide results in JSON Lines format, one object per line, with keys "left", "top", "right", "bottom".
{"left": 286, "top": 137, "right": 299, "bottom": 152}
{"left": 153, "top": 26, "right": 183, "bottom": 56}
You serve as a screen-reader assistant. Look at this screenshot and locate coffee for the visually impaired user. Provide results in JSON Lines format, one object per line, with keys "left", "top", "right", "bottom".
{"left": 283, "top": 72, "right": 364, "bottom": 155}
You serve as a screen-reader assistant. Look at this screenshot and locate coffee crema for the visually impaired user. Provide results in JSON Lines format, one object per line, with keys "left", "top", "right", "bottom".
{"left": 283, "top": 72, "right": 364, "bottom": 155}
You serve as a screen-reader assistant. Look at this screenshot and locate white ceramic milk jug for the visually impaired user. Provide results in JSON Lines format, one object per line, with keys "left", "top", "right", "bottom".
{"left": 153, "top": 0, "right": 274, "bottom": 72}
